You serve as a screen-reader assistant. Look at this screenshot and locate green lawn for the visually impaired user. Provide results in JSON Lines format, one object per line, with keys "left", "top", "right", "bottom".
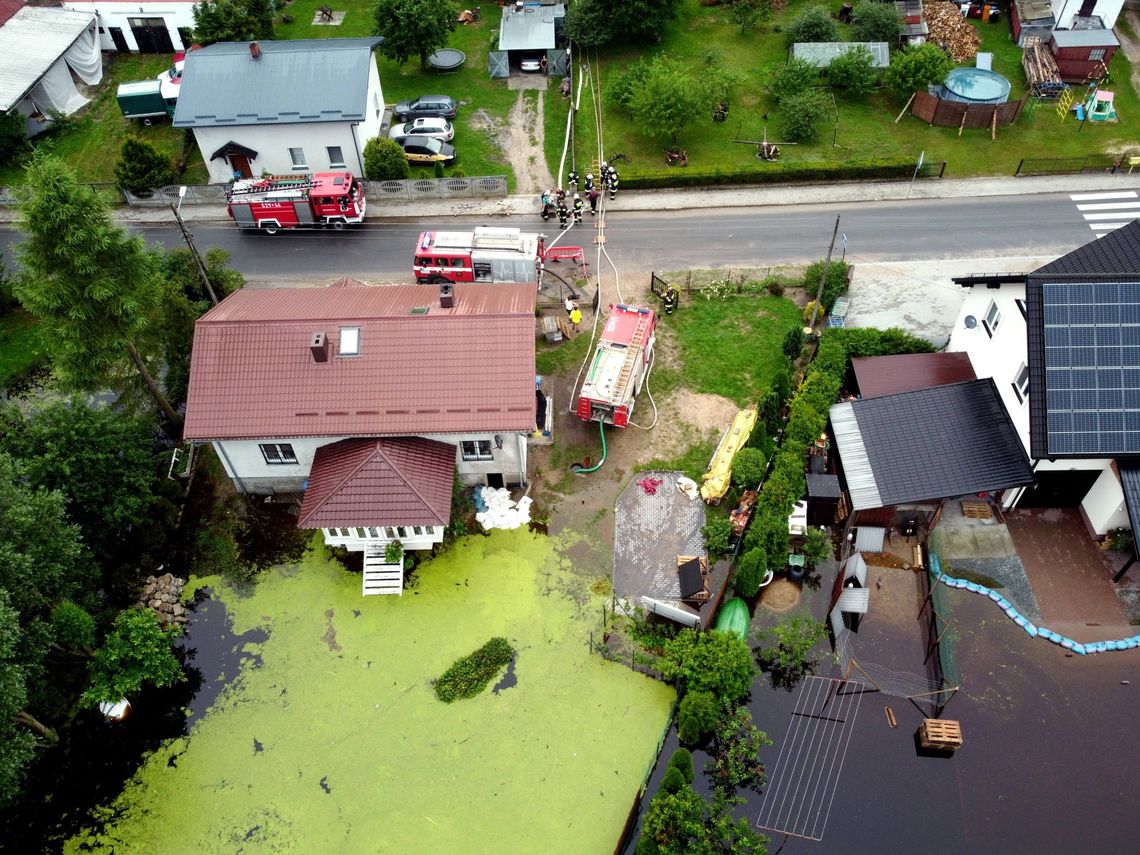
{"left": 0, "top": 310, "right": 46, "bottom": 390}
{"left": 0, "top": 53, "right": 206, "bottom": 187}
{"left": 576, "top": 0, "right": 1140, "bottom": 179}
{"left": 66, "top": 529, "right": 673, "bottom": 854}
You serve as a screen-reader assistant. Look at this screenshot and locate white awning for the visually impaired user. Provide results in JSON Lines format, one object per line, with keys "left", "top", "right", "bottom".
{"left": 0, "top": 8, "right": 101, "bottom": 112}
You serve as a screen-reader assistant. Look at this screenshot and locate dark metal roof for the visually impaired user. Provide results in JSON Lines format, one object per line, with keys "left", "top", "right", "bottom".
{"left": 173, "top": 38, "right": 382, "bottom": 128}
{"left": 1026, "top": 276, "right": 1050, "bottom": 457}
{"left": 806, "top": 473, "right": 841, "bottom": 498}
{"left": 851, "top": 352, "right": 976, "bottom": 399}
{"left": 1119, "top": 464, "right": 1140, "bottom": 561}
{"left": 833, "top": 379, "right": 1034, "bottom": 509}
{"left": 1032, "top": 220, "right": 1140, "bottom": 278}
{"left": 952, "top": 272, "right": 1029, "bottom": 288}
{"left": 209, "top": 141, "right": 259, "bottom": 161}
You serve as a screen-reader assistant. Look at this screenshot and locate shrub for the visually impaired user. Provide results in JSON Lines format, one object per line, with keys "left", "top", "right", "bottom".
{"left": 755, "top": 615, "right": 828, "bottom": 690}
{"left": 802, "top": 527, "right": 831, "bottom": 566}
{"left": 850, "top": 2, "right": 901, "bottom": 45}
{"left": 734, "top": 547, "right": 768, "bottom": 597}
{"left": 384, "top": 539, "right": 403, "bottom": 564}
{"left": 667, "top": 747, "right": 694, "bottom": 784}
{"left": 619, "top": 156, "right": 930, "bottom": 190}
{"left": 114, "top": 138, "right": 175, "bottom": 194}
{"left": 434, "top": 637, "right": 514, "bottom": 702}
{"left": 803, "top": 259, "right": 850, "bottom": 312}
{"left": 732, "top": 447, "right": 767, "bottom": 489}
{"left": 884, "top": 42, "right": 953, "bottom": 98}
{"left": 607, "top": 60, "right": 651, "bottom": 114}
{"left": 51, "top": 600, "right": 96, "bottom": 652}
{"left": 0, "top": 110, "right": 27, "bottom": 166}
{"left": 660, "top": 628, "right": 757, "bottom": 703}
{"left": 783, "top": 326, "right": 805, "bottom": 357}
{"left": 826, "top": 45, "right": 880, "bottom": 98}
{"left": 660, "top": 765, "right": 687, "bottom": 794}
{"left": 803, "top": 300, "right": 820, "bottom": 324}
{"left": 703, "top": 515, "right": 733, "bottom": 557}
{"left": 785, "top": 6, "right": 838, "bottom": 46}
{"left": 767, "top": 58, "right": 818, "bottom": 105}
{"left": 764, "top": 277, "right": 785, "bottom": 296}
{"left": 758, "top": 388, "right": 782, "bottom": 435}
{"left": 678, "top": 689, "right": 720, "bottom": 744}
{"left": 779, "top": 87, "right": 832, "bottom": 143}
{"left": 363, "top": 136, "right": 409, "bottom": 180}
{"left": 707, "top": 706, "right": 771, "bottom": 797}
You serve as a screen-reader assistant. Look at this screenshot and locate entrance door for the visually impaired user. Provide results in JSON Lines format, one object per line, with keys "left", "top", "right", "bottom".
{"left": 128, "top": 17, "right": 174, "bottom": 53}
{"left": 108, "top": 27, "right": 129, "bottom": 52}
{"left": 1017, "top": 470, "right": 1100, "bottom": 507}
{"left": 228, "top": 154, "right": 252, "bottom": 179}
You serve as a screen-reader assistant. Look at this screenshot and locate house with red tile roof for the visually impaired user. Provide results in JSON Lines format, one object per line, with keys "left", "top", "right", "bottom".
{"left": 184, "top": 280, "right": 539, "bottom": 594}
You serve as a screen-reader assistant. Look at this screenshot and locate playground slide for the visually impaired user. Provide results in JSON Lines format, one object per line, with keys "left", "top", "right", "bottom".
{"left": 700, "top": 407, "right": 758, "bottom": 503}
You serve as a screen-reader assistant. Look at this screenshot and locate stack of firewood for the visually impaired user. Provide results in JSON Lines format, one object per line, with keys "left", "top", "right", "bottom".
{"left": 1022, "top": 36, "right": 1065, "bottom": 96}
{"left": 923, "top": 0, "right": 981, "bottom": 62}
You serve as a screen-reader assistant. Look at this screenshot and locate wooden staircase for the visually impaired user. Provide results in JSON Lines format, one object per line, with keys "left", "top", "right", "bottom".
{"left": 613, "top": 313, "right": 650, "bottom": 399}
{"left": 362, "top": 546, "right": 404, "bottom": 596}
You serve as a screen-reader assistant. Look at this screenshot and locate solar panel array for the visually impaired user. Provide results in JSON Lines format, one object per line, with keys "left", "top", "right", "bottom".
{"left": 1043, "top": 281, "right": 1140, "bottom": 455}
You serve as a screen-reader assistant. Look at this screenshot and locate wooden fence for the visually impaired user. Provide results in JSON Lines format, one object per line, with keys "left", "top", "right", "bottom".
{"left": 910, "top": 91, "right": 1028, "bottom": 136}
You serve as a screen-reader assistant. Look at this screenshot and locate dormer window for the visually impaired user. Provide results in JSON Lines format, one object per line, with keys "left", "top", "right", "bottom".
{"left": 339, "top": 327, "right": 360, "bottom": 356}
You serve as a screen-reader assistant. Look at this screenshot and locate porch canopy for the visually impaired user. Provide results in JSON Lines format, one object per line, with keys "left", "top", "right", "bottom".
{"left": 298, "top": 437, "right": 454, "bottom": 529}
{"left": 851, "top": 352, "right": 976, "bottom": 399}
{"left": 209, "top": 141, "right": 259, "bottom": 162}
{"left": 830, "top": 379, "right": 1034, "bottom": 511}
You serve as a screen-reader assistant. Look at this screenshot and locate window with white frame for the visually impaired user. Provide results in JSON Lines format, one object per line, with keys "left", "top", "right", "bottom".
{"left": 1089, "top": 48, "right": 1106, "bottom": 61}
{"left": 288, "top": 147, "right": 308, "bottom": 169}
{"left": 983, "top": 300, "right": 1002, "bottom": 337}
{"left": 327, "top": 146, "right": 346, "bottom": 169}
{"left": 339, "top": 326, "right": 360, "bottom": 356}
{"left": 260, "top": 443, "right": 298, "bottom": 465}
{"left": 461, "top": 439, "right": 494, "bottom": 461}
{"left": 1014, "top": 364, "right": 1030, "bottom": 403}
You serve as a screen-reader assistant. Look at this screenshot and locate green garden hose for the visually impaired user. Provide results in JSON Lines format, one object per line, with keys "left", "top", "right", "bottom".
{"left": 572, "top": 421, "right": 607, "bottom": 475}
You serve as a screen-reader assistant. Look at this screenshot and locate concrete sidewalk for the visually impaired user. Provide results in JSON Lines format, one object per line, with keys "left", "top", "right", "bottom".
{"left": 2, "top": 172, "right": 1137, "bottom": 225}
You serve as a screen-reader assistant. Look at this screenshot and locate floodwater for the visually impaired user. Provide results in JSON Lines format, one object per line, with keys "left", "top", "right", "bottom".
{"left": 626, "top": 583, "right": 1140, "bottom": 854}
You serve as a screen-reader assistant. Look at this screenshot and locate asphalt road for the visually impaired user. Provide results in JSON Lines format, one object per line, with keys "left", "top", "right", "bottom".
{"left": 0, "top": 192, "right": 1097, "bottom": 282}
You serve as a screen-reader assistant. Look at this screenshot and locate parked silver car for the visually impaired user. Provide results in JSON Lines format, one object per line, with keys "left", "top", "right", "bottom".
{"left": 388, "top": 117, "right": 455, "bottom": 143}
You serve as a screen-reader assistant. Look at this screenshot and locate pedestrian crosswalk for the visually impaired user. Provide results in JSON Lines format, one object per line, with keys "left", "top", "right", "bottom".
{"left": 1071, "top": 191, "right": 1140, "bottom": 238}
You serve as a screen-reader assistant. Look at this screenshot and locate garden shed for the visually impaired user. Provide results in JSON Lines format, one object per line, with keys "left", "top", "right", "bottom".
{"left": 1049, "top": 28, "right": 1119, "bottom": 82}
{"left": 791, "top": 42, "right": 890, "bottom": 68}
{"left": 1010, "top": 0, "right": 1055, "bottom": 45}
{"left": 489, "top": 1, "right": 567, "bottom": 77}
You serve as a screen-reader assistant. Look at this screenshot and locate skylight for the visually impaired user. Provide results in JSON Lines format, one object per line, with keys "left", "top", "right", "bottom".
{"left": 339, "top": 327, "right": 360, "bottom": 356}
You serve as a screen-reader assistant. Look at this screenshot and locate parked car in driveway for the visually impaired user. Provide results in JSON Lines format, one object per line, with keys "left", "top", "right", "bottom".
{"left": 520, "top": 54, "right": 543, "bottom": 73}
{"left": 399, "top": 136, "right": 456, "bottom": 166}
{"left": 388, "top": 117, "right": 454, "bottom": 143}
{"left": 392, "top": 95, "right": 457, "bottom": 122}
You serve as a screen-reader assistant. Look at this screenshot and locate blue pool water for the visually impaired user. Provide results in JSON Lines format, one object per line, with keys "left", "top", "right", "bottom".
{"left": 943, "top": 67, "right": 1011, "bottom": 104}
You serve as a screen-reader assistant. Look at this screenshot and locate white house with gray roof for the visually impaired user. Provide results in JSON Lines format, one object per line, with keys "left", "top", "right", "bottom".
{"left": 174, "top": 38, "right": 384, "bottom": 183}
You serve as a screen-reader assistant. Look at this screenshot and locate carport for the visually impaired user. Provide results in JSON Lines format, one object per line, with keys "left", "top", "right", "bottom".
{"left": 488, "top": 2, "right": 567, "bottom": 78}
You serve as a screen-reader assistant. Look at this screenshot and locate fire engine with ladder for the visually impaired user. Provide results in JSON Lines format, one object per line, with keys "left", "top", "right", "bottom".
{"left": 576, "top": 304, "right": 656, "bottom": 427}
{"left": 414, "top": 226, "right": 548, "bottom": 284}
{"left": 226, "top": 172, "right": 366, "bottom": 234}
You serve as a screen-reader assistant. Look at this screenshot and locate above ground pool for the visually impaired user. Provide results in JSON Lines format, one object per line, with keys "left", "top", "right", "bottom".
{"left": 942, "top": 67, "right": 1011, "bottom": 104}
{"left": 427, "top": 49, "right": 466, "bottom": 72}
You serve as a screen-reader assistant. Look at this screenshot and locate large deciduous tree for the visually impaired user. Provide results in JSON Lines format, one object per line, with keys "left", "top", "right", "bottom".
{"left": 884, "top": 43, "right": 953, "bottom": 97}
{"left": 372, "top": 0, "right": 456, "bottom": 68}
{"left": 850, "top": 1, "right": 901, "bottom": 45}
{"left": 192, "top": 0, "right": 275, "bottom": 45}
{"left": 0, "top": 592, "right": 42, "bottom": 806}
{"left": 82, "top": 609, "right": 183, "bottom": 706}
{"left": 631, "top": 56, "right": 706, "bottom": 145}
{"left": 14, "top": 154, "right": 182, "bottom": 424}
{"left": 565, "top": 0, "right": 682, "bottom": 46}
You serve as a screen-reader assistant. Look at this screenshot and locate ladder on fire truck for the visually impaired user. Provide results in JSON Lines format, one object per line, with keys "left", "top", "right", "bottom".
{"left": 228, "top": 176, "right": 318, "bottom": 197}
{"left": 613, "top": 311, "right": 651, "bottom": 399}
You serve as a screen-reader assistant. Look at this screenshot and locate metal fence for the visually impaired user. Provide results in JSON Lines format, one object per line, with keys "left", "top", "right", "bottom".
{"left": 1014, "top": 154, "right": 1126, "bottom": 176}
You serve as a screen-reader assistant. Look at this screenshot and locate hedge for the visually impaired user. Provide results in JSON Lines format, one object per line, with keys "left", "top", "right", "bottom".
{"left": 434, "top": 637, "right": 514, "bottom": 702}
{"left": 620, "top": 157, "right": 928, "bottom": 191}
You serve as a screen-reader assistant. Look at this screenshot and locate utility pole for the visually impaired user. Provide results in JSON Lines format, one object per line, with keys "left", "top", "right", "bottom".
{"left": 807, "top": 215, "right": 841, "bottom": 333}
{"left": 171, "top": 189, "right": 218, "bottom": 306}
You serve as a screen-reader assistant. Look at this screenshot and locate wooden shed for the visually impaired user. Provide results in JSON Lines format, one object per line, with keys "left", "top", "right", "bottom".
{"left": 1049, "top": 28, "right": 1119, "bottom": 82}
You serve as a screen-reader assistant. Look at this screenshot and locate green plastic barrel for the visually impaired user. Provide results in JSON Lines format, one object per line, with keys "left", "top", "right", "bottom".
{"left": 714, "top": 597, "right": 749, "bottom": 639}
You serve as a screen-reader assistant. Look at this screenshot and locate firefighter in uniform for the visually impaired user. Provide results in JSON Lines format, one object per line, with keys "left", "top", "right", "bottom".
{"left": 587, "top": 186, "right": 600, "bottom": 216}
{"left": 557, "top": 197, "right": 569, "bottom": 228}
{"left": 663, "top": 287, "right": 679, "bottom": 315}
{"left": 584, "top": 173, "right": 595, "bottom": 192}
{"left": 608, "top": 167, "right": 619, "bottom": 201}
{"left": 572, "top": 193, "right": 583, "bottom": 224}
{"left": 540, "top": 188, "right": 553, "bottom": 221}
{"left": 567, "top": 169, "right": 579, "bottom": 192}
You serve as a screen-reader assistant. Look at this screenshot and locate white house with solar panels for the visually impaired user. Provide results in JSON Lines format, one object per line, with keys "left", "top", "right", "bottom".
{"left": 173, "top": 38, "right": 385, "bottom": 183}
{"left": 949, "top": 224, "right": 1140, "bottom": 539}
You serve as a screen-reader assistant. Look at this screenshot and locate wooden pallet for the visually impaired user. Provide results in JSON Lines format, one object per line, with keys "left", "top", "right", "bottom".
{"left": 960, "top": 500, "right": 992, "bottom": 520}
{"left": 919, "top": 719, "right": 963, "bottom": 751}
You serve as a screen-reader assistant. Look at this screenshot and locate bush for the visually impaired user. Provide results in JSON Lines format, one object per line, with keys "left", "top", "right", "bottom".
{"left": 785, "top": 6, "right": 838, "bottom": 46}
{"left": 885, "top": 42, "right": 953, "bottom": 98}
{"left": 363, "top": 136, "right": 409, "bottom": 181}
{"left": 850, "top": 2, "right": 902, "bottom": 45}
{"left": 51, "top": 600, "right": 96, "bottom": 652}
{"left": 767, "top": 58, "right": 818, "bottom": 105}
{"left": 758, "top": 388, "right": 782, "bottom": 435}
{"left": 0, "top": 110, "right": 27, "bottom": 166}
{"left": 826, "top": 45, "right": 880, "bottom": 99}
{"left": 783, "top": 326, "right": 805, "bottom": 357}
{"left": 779, "top": 87, "right": 832, "bottom": 143}
{"left": 661, "top": 628, "right": 757, "bottom": 703}
{"left": 678, "top": 689, "right": 720, "bottom": 744}
{"left": 434, "top": 637, "right": 514, "bottom": 702}
{"left": 755, "top": 615, "right": 828, "bottom": 690}
{"left": 764, "top": 277, "right": 785, "bottom": 296}
{"left": 732, "top": 447, "right": 767, "bottom": 489}
{"left": 608, "top": 60, "right": 652, "bottom": 115}
{"left": 703, "top": 515, "right": 733, "bottom": 557}
{"left": 667, "top": 747, "right": 694, "bottom": 784}
{"left": 660, "top": 765, "right": 687, "bottom": 794}
{"left": 802, "top": 527, "right": 831, "bottom": 566}
{"left": 803, "top": 259, "right": 850, "bottom": 312}
{"left": 803, "top": 300, "right": 819, "bottom": 324}
{"left": 619, "top": 156, "right": 929, "bottom": 190}
{"left": 734, "top": 547, "right": 768, "bottom": 597}
{"left": 114, "top": 138, "right": 175, "bottom": 194}
{"left": 384, "top": 539, "right": 403, "bottom": 564}
{"left": 708, "top": 706, "right": 771, "bottom": 797}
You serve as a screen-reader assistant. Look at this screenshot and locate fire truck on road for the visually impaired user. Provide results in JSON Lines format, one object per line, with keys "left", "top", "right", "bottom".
{"left": 576, "top": 304, "right": 656, "bottom": 428}
{"left": 414, "top": 226, "right": 546, "bottom": 284}
{"left": 226, "top": 172, "right": 366, "bottom": 234}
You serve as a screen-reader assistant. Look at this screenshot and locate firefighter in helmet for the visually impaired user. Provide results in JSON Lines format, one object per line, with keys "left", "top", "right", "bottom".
{"left": 663, "top": 287, "right": 679, "bottom": 315}
{"left": 567, "top": 169, "right": 579, "bottom": 191}
{"left": 572, "top": 193, "right": 583, "bottom": 225}
{"left": 584, "top": 173, "right": 594, "bottom": 192}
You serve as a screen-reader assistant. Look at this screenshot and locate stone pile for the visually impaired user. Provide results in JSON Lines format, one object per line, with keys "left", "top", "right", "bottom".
{"left": 138, "top": 572, "right": 189, "bottom": 627}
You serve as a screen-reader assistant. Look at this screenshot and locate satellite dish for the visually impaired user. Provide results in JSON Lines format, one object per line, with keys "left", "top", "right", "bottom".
{"left": 964, "top": 315, "right": 977, "bottom": 329}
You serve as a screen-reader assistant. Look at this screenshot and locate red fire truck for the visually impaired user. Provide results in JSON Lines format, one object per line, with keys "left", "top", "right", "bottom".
{"left": 226, "top": 172, "right": 366, "bottom": 234}
{"left": 576, "top": 305, "right": 657, "bottom": 427}
{"left": 414, "top": 226, "right": 546, "bottom": 283}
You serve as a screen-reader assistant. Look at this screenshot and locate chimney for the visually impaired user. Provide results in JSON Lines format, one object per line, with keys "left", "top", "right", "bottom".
{"left": 439, "top": 282, "right": 455, "bottom": 309}
{"left": 310, "top": 332, "right": 328, "bottom": 362}
{"left": 250, "top": 41, "right": 261, "bottom": 60}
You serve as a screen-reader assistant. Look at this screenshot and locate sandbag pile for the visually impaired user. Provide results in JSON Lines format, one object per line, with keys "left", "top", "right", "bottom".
{"left": 475, "top": 487, "right": 533, "bottom": 530}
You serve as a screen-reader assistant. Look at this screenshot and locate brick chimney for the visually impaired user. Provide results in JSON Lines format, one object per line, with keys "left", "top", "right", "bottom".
{"left": 439, "top": 282, "right": 455, "bottom": 309}
{"left": 250, "top": 41, "right": 261, "bottom": 60}
{"left": 310, "top": 332, "right": 328, "bottom": 362}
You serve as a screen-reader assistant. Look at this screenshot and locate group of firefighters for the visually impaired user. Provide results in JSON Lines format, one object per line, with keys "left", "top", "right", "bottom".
{"left": 540, "top": 163, "right": 620, "bottom": 226}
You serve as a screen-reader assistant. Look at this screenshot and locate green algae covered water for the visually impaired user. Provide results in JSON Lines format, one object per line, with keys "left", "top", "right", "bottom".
{"left": 67, "top": 530, "right": 674, "bottom": 854}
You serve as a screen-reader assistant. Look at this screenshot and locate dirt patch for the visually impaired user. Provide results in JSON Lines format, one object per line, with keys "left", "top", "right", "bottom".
{"left": 1113, "top": 12, "right": 1140, "bottom": 95}
{"left": 472, "top": 90, "right": 554, "bottom": 197}
{"left": 321, "top": 608, "right": 341, "bottom": 652}
{"left": 760, "top": 578, "right": 801, "bottom": 613}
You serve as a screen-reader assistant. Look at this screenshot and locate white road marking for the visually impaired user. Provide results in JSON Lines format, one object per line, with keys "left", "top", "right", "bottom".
{"left": 1070, "top": 191, "right": 1139, "bottom": 201}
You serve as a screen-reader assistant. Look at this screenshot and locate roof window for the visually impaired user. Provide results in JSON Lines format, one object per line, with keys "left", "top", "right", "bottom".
{"left": 339, "top": 326, "right": 360, "bottom": 356}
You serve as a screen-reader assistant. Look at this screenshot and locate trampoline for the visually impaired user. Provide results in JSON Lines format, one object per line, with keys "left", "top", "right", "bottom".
{"left": 941, "top": 67, "right": 1011, "bottom": 105}
{"left": 427, "top": 49, "right": 466, "bottom": 73}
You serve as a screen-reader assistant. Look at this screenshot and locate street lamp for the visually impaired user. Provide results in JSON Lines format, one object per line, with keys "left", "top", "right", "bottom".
{"left": 177, "top": 184, "right": 187, "bottom": 214}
